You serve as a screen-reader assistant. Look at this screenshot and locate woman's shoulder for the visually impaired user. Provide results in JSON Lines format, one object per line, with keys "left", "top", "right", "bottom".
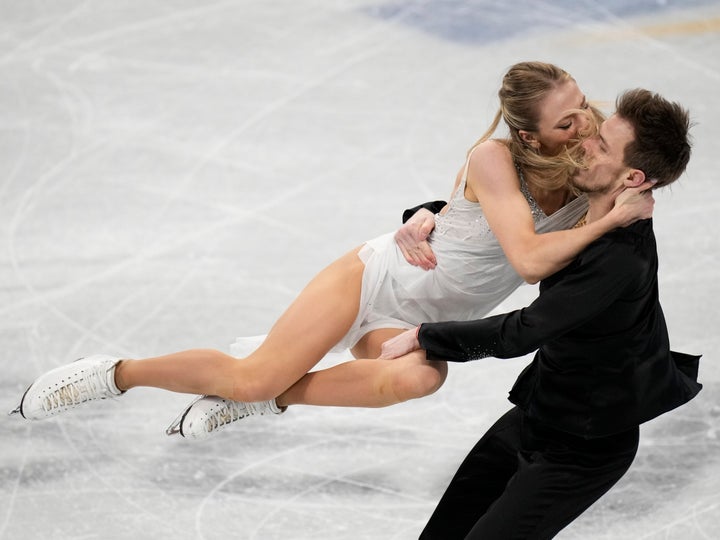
{"left": 469, "top": 139, "right": 511, "bottom": 159}
{"left": 467, "top": 139, "right": 518, "bottom": 190}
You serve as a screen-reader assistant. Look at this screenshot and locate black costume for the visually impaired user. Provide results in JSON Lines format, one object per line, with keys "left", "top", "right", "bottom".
{"left": 416, "top": 219, "right": 701, "bottom": 539}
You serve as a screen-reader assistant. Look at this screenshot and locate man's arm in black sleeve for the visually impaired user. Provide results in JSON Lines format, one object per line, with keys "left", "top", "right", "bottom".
{"left": 402, "top": 200, "right": 447, "bottom": 223}
{"left": 418, "top": 239, "right": 641, "bottom": 362}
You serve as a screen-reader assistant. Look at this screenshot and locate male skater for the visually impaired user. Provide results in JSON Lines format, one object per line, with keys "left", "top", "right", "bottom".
{"left": 381, "top": 88, "right": 702, "bottom": 539}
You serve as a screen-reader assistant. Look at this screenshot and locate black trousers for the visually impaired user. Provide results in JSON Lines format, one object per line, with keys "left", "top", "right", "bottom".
{"left": 420, "top": 407, "right": 639, "bottom": 540}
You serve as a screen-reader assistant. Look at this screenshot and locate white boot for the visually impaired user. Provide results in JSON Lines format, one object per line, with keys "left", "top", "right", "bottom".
{"left": 166, "top": 396, "right": 284, "bottom": 441}
{"left": 9, "top": 355, "right": 123, "bottom": 420}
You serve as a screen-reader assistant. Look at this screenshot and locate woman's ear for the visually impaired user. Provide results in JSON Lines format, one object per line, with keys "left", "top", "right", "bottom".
{"left": 518, "top": 130, "right": 540, "bottom": 150}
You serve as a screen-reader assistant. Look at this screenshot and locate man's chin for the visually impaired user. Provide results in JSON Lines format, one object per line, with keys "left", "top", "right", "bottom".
{"left": 570, "top": 174, "right": 584, "bottom": 190}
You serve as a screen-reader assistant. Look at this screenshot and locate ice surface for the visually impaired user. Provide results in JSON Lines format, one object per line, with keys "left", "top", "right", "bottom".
{"left": 1, "top": 1, "right": 719, "bottom": 539}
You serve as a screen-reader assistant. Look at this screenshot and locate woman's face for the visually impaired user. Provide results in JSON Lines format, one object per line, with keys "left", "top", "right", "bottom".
{"left": 524, "top": 80, "right": 589, "bottom": 156}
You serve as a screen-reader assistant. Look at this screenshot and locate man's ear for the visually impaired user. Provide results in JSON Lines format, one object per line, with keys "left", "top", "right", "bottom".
{"left": 624, "top": 169, "right": 646, "bottom": 187}
{"left": 518, "top": 130, "right": 540, "bottom": 150}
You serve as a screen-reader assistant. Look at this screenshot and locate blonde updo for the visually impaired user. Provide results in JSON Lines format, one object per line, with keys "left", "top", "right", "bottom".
{"left": 470, "top": 61, "right": 602, "bottom": 192}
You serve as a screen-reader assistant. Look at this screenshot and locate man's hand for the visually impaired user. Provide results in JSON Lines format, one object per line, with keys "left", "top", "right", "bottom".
{"left": 380, "top": 327, "right": 421, "bottom": 359}
{"left": 395, "top": 208, "right": 437, "bottom": 270}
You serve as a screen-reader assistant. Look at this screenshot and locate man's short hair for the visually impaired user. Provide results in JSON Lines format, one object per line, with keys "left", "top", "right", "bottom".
{"left": 616, "top": 89, "right": 692, "bottom": 187}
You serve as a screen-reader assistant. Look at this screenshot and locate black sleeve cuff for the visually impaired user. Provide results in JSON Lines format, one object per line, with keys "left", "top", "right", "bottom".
{"left": 418, "top": 321, "right": 491, "bottom": 363}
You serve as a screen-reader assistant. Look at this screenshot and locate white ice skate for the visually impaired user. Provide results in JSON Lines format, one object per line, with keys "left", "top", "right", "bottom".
{"left": 9, "top": 355, "right": 123, "bottom": 420}
{"left": 166, "top": 395, "right": 285, "bottom": 440}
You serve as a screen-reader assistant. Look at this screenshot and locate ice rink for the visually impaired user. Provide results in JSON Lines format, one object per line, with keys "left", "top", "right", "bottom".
{"left": 1, "top": 1, "right": 719, "bottom": 539}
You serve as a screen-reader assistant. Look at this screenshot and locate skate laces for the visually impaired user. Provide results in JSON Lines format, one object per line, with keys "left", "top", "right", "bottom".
{"left": 204, "top": 401, "right": 247, "bottom": 433}
{"left": 203, "top": 400, "right": 279, "bottom": 433}
{"left": 42, "top": 364, "right": 114, "bottom": 412}
{"left": 43, "top": 384, "right": 83, "bottom": 411}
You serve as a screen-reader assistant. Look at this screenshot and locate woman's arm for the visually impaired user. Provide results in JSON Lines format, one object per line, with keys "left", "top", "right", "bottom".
{"left": 394, "top": 166, "right": 465, "bottom": 269}
{"left": 395, "top": 208, "right": 441, "bottom": 270}
{"left": 467, "top": 141, "right": 651, "bottom": 284}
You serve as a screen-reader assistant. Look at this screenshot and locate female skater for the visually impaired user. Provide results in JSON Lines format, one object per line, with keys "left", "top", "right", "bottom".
{"left": 11, "top": 62, "right": 653, "bottom": 440}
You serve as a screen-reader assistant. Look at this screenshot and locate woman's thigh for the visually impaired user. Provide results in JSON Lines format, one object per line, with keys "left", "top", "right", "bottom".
{"left": 239, "top": 247, "right": 366, "bottom": 395}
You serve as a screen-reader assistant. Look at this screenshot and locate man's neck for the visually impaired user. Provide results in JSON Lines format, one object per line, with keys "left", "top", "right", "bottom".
{"left": 585, "top": 188, "right": 623, "bottom": 224}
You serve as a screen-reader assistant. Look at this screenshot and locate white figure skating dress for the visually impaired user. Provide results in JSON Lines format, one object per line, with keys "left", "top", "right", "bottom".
{"left": 334, "top": 160, "right": 589, "bottom": 351}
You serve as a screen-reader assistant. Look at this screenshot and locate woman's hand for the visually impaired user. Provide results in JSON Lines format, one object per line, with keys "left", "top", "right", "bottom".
{"left": 379, "top": 327, "right": 422, "bottom": 359}
{"left": 395, "top": 208, "right": 438, "bottom": 270}
{"left": 610, "top": 180, "right": 656, "bottom": 227}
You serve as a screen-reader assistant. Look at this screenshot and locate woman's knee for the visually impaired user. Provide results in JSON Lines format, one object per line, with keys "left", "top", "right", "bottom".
{"left": 391, "top": 358, "right": 448, "bottom": 401}
{"left": 228, "top": 379, "right": 274, "bottom": 403}
{"left": 226, "top": 365, "right": 286, "bottom": 402}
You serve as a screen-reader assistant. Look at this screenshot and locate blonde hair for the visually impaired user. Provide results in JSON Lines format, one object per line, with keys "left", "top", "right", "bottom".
{"left": 469, "top": 61, "right": 601, "bottom": 192}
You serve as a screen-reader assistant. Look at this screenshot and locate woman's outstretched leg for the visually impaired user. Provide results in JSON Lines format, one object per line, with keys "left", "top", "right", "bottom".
{"left": 171, "top": 329, "right": 447, "bottom": 440}
{"left": 165, "top": 330, "right": 448, "bottom": 440}
{"left": 12, "top": 247, "right": 366, "bottom": 420}
{"left": 171, "top": 330, "right": 448, "bottom": 439}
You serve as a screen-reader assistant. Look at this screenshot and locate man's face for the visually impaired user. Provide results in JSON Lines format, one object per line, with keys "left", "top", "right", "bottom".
{"left": 572, "top": 114, "right": 636, "bottom": 194}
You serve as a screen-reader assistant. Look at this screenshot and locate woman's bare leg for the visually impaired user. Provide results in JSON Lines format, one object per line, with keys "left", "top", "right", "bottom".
{"left": 114, "top": 248, "right": 366, "bottom": 402}
{"left": 276, "top": 329, "right": 449, "bottom": 408}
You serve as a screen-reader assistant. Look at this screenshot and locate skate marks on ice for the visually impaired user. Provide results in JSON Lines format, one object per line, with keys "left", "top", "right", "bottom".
{"left": 1, "top": 0, "right": 720, "bottom": 539}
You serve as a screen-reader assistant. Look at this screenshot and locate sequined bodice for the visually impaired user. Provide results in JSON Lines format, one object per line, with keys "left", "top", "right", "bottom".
{"left": 433, "top": 162, "right": 545, "bottom": 244}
